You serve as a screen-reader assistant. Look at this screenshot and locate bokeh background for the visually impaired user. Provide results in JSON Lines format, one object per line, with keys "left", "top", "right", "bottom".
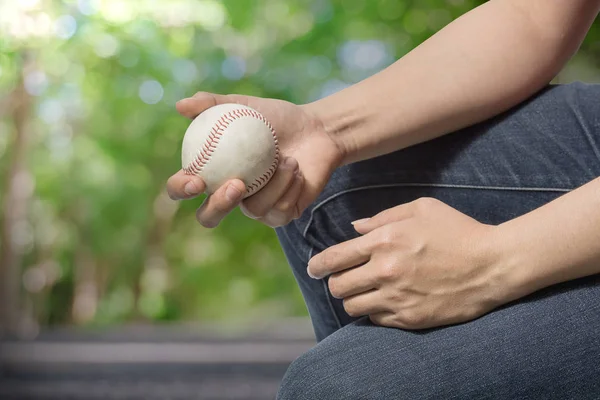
{"left": 1, "top": 0, "right": 599, "bottom": 339}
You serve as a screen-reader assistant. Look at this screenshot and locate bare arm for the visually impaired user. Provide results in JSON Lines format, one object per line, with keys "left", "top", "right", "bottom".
{"left": 306, "top": 0, "right": 600, "bottom": 164}
{"left": 305, "top": 178, "right": 600, "bottom": 331}
{"left": 497, "top": 177, "right": 600, "bottom": 302}
{"left": 166, "top": 0, "right": 599, "bottom": 229}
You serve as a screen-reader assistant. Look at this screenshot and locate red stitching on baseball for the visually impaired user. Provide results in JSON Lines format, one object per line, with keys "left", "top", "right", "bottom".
{"left": 183, "top": 107, "right": 280, "bottom": 195}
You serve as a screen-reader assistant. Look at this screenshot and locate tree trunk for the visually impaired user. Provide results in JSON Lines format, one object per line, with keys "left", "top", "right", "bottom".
{"left": 0, "top": 52, "right": 33, "bottom": 337}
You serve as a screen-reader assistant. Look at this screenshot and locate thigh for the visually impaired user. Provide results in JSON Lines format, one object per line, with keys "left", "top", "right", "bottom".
{"left": 277, "top": 82, "right": 600, "bottom": 341}
{"left": 277, "top": 274, "right": 600, "bottom": 400}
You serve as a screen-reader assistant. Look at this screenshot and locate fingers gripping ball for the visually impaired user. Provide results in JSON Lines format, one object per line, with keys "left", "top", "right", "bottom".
{"left": 181, "top": 104, "right": 280, "bottom": 197}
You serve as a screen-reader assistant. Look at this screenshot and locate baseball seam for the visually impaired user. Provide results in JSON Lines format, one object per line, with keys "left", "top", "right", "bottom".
{"left": 183, "top": 108, "right": 280, "bottom": 196}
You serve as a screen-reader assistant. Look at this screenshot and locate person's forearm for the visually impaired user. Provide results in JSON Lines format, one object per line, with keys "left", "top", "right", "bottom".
{"left": 494, "top": 177, "right": 600, "bottom": 302}
{"left": 304, "top": 0, "right": 599, "bottom": 165}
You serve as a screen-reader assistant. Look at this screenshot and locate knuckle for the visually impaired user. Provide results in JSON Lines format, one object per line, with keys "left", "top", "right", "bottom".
{"left": 377, "top": 260, "right": 398, "bottom": 281}
{"left": 377, "top": 227, "right": 397, "bottom": 248}
{"left": 342, "top": 299, "right": 359, "bottom": 317}
{"left": 409, "top": 240, "right": 427, "bottom": 256}
{"left": 262, "top": 210, "right": 291, "bottom": 228}
{"left": 213, "top": 200, "right": 233, "bottom": 214}
{"left": 274, "top": 198, "right": 294, "bottom": 213}
{"left": 239, "top": 202, "right": 261, "bottom": 219}
{"left": 327, "top": 277, "right": 342, "bottom": 298}
{"left": 320, "top": 251, "right": 338, "bottom": 270}
{"left": 355, "top": 240, "right": 369, "bottom": 258}
{"left": 242, "top": 203, "right": 266, "bottom": 219}
{"left": 195, "top": 207, "right": 218, "bottom": 228}
{"left": 165, "top": 180, "right": 179, "bottom": 200}
{"left": 415, "top": 197, "right": 439, "bottom": 211}
{"left": 371, "top": 209, "right": 391, "bottom": 223}
{"left": 401, "top": 310, "right": 424, "bottom": 329}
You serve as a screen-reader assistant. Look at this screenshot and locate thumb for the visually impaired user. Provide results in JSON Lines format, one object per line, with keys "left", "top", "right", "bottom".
{"left": 351, "top": 204, "right": 414, "bottom": 234}
{"left": 176, "top": 92, "right": 244, "bottom": 119}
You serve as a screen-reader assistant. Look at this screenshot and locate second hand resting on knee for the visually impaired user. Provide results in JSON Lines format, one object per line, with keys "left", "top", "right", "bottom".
{"left": 307, "top": 181, "right": 600, "bottom": 329}
{"left": 167, "top": 0, "right": 600, "bottom": 328}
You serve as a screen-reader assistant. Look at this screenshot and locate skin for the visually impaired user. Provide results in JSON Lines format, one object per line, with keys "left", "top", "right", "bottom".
{"left": 308, "top": 179, "right": 600, "bottom": 329}
{"left": 169, "top": 93, "right": 340, "bottom": 228}
{"left": 168, "top": 0, "right": 600, "bottom": 329}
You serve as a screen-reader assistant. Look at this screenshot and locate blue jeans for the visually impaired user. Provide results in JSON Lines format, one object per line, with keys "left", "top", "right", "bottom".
{"left": 275, "top": 83, "right": 600, "bottom": 399}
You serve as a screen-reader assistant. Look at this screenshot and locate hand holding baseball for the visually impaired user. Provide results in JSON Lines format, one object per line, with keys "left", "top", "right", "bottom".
{"left": 167, "top": 92, "right": 343, "bottom": 228}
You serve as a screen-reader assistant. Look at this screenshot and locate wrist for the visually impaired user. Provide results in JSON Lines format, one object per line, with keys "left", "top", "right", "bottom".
{"left": 486, "top": 221, "right": 545, "bottom": 305}
{"left": 301, "top": 96, "right": 361, "bottom": 166}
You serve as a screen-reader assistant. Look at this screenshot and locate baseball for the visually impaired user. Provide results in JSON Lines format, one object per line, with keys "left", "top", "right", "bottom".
{"left": 181, "top": 104, "right": 279, "bottom": 197}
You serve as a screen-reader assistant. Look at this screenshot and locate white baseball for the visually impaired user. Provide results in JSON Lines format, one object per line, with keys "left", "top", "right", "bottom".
{"left": 181, "top": 104, "right": 279, "bottom": 197}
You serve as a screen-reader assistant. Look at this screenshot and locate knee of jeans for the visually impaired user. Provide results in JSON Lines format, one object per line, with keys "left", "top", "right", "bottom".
{"left": 277, "top": 348, "right": 344, "bottom": 400}
{"left": 277, "top": 350, "right": 319, "bottom": 400}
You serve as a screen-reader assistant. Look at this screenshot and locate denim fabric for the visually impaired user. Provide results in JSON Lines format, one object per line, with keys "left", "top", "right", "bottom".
{"left": 275, "top": 83, "right": 600, "bottom": 399}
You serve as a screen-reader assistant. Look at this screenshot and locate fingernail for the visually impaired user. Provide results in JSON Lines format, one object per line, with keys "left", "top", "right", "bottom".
{"left": 306, "top": 267, "right": 318, "bottom": 279}
{"left": 184, "top": 181, "right": 200, "bottom": 196}
{"left": 282, "top": 157, "right": 298, "bottom": 170}
{"left": 226, "top": 184, "right": 242, "bottom": 202}
{"left": 351, "top": 218, "right": 370, "bottom": 225}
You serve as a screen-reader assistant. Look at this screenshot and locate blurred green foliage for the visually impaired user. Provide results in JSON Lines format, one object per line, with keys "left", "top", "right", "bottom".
{"left": 0, "top": 0, "right": 598, "bottom": 334}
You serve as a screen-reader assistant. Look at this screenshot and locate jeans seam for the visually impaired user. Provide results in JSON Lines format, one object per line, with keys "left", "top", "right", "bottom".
{"left": 567, "top": 86, "right": 600, "bottom": 167}
{"left": 308, "top": 245, "right": 342, "bottom": 331}
{"left": 574, "top": 111, "right": 600, "bottom": 167}
{"left": 302, "top": 182, "right": 571, "bottom": 238}
{"left": 300, "top": 182, "right": 573, "bottom": 333}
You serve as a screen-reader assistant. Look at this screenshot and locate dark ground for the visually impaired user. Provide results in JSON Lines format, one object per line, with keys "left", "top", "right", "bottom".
{"left": 0, "top": 319, "right": 315, "bottom": 400}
